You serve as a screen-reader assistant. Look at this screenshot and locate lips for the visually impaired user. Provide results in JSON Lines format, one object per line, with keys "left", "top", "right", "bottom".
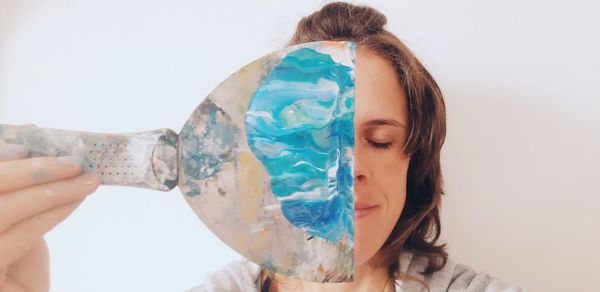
{"left": 354, "top": 203, "right": 377, "bottom": 219}
{"left": 354, "top": 202, "right": 375, "bottom": 209}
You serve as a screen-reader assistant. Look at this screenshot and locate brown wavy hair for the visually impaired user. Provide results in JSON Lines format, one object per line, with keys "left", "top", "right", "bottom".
{"left": 261, "top": 2, "right": 448, "bottom": 291}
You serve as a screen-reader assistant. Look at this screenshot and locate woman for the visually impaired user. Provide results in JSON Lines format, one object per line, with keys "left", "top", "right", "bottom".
{"left": 191, "top": 2, "right": 522, "bottom": 292}
{"left": 0, "top": 2, "right": 522, "bottom": 292}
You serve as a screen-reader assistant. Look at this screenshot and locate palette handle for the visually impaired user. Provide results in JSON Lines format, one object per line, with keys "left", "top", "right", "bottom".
{"left": 0, "top": 124, "right": 178, "bottom": 191}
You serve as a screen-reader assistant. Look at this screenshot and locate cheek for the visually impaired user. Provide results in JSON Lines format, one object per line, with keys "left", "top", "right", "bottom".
{"left": 374, "top": 155, "right": 408, "bottom": 219}
{"left": 354, "top": 156, "right": 408, "bottom": 265}
{"left": 373, "top": 151, "right": 408, "bottom": 186}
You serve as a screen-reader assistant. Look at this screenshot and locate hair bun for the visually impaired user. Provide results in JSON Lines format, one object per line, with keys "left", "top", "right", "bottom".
{"left": 291, "top": 2, "right": 387, "bottom": 43}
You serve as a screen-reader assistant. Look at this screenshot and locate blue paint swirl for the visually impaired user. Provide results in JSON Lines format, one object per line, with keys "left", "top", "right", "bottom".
{"left": 244, "top": 46, "right": 355, "bottom": 244}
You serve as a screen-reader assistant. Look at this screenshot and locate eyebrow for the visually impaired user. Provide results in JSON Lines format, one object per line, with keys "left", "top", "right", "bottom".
{"left": 362, "top": 119, "right": 407, "bottom": 129}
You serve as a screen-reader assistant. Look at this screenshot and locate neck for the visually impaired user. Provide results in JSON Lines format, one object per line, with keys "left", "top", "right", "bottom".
{"left": 270, "top": 259, "right": 394, "bottom": 292}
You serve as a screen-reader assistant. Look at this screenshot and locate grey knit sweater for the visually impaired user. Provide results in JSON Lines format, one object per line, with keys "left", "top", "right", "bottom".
{"left": 187, "top": 251, "right": 525, "bottom": 292}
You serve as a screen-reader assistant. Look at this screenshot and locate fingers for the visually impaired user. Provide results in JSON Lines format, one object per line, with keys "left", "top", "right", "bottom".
{"left": 0, "top": 173, "right": 99, "bottom": 233}
{"left": 0, "top": 135, "right": 96, "bottom": 290}
{"left": 0, "top": 156, "right": 84, "bottom": 194}
{"left": 4, "top": 240, "right": 50, "bottom": 292}
{"left": 0, "top": 198, "right": 85, "bottom": 268}
{"left": 0, "top": 142, "right": 28, "bottom": 163}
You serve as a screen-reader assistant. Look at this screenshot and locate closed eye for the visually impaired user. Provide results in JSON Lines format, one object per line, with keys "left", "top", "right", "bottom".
{"left": 367, "top": 140, "right": 392, "bottom": 150}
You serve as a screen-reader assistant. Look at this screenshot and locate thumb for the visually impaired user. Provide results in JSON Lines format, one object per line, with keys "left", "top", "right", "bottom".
{"left": 3, "top": 240, "right": 49, "bottom": 292}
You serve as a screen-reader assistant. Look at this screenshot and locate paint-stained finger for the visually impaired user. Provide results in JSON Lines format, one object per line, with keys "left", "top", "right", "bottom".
{"left": 0, "top": 156, "right": 83, "bottom": 194}
{"left": 0, "top": 172, "right": 99, "bottom": 233}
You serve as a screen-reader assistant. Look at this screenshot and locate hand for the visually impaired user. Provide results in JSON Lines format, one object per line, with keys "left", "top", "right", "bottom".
{"left": 0, "top": 142, "right": 100, "bottom": 292}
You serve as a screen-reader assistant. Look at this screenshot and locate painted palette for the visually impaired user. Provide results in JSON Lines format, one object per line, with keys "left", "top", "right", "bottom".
{"left": 0, "top": 41, "right": 356, "bottom": 282}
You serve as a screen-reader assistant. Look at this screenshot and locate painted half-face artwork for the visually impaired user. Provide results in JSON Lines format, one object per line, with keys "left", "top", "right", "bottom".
{"left": 179, "top": 41, "right": 356, "bottom": 282}
{"left": 0, "top": 41, "right": 356, "bottom": 282}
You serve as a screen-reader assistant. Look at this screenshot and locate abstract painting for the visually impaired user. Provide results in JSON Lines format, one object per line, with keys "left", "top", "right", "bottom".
{"left": 179, "top": 41, "right": 356, "bottom": 282}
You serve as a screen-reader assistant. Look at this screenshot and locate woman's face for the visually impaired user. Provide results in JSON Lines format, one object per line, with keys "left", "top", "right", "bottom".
{"left": 354, "top": 47, "right": 410, "bottom": 266}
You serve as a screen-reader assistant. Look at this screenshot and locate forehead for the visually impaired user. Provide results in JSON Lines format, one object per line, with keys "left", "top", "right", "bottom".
{"left": 354, "top": 47, "right": 408, "bottom": 124}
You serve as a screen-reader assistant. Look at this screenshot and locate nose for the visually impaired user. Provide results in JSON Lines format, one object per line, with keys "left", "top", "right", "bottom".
{"left": 353, "top": 143, "right": 368, "bottom": 185}
{"left": 355, "top": 170, "right": 366, "bottom": 185}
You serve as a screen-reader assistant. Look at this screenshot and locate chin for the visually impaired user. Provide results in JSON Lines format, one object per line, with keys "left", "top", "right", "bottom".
{"left": 353, "top": 239, "right": 379, "bottom": 267}
{"left": 354, "top": 214, "right": 388, "bottom": 267}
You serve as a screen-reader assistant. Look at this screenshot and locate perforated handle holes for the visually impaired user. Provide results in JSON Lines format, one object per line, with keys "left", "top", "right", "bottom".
{"left": 87, "top": 142, "right": 137, "bottom": 177}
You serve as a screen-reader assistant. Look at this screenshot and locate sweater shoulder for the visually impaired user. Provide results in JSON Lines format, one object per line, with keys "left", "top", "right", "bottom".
{"left": 187, "top": 254, "right": 526, "bottom": 292}
{"left": 400, "top": 253, "right": 526, "bottom": 292}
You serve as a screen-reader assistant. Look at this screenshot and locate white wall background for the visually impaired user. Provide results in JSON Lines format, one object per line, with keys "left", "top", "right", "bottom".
{"left": 0, "top": 0, "right": 598, "bottom": 291}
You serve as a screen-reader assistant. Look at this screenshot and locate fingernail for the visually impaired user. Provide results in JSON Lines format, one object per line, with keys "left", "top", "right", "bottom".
{"left": 79, "top": 173, "right": 99, "bottom": 185}
{"left": 56, "top": 156, "right": 81, "bottom": 168}
{"left": 0, "top": 143, "right": 28, "bottom": 159}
